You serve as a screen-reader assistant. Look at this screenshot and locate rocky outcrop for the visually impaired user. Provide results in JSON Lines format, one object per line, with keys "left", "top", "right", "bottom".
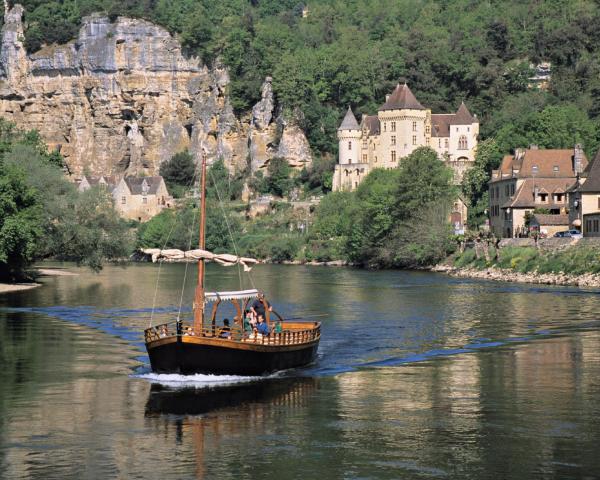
{"left": 0, "top": 5, "right": 312, "bottom": 177}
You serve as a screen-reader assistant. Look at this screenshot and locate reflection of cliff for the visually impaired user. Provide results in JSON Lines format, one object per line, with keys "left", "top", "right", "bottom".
{"left": 0, "top": 5, "right": 311, "bottom": 177}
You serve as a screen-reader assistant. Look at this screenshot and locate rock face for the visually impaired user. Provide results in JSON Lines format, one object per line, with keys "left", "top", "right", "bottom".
{"left": 0, "top": 5, "right": 312, "bottom": 176}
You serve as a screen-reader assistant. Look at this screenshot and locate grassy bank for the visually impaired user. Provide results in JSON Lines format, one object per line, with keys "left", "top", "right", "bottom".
{"left": 450, "top": 245, "right": 600, "bottom": 275}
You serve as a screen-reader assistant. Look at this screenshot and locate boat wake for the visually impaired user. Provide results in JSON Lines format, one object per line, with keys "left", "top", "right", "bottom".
{"left": 134, "top": 371, "right": 278, "bottom": 388}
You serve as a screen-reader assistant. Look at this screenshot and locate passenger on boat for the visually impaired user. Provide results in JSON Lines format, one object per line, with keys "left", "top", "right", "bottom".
{"left": 251, "top": 293, "right": 272, "bottom": 319}
{"left": 257, "top": 315, "right": 270, "bottom": 336}
{"left": 159, "top": 326, "right": 168, "bottom": 338}
{"left": 185, "top": 326, "right": 194, "bottom": 336}
{"left": 244, "top": 309, "right": 257, "bottom": 330}
{"left": 219, "top": 319, "right": 231, "bottom": 338}
{"left": 248, "top": 326, "right": 262, "bottom": 341}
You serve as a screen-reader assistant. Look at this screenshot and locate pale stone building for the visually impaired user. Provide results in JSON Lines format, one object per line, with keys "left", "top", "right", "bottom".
{"left": 76, "top": 175, "right": 117, "bottom": 193}
{"left": 568, "top": 149, "right": 600, "bottom": 236}
{"left": 332, "top": 83, "right": 479, "bottom": 229}
{"left": 489, "top": 146, "right": 586, "bottom": 238}
{"left": 112, "top": 176, "right": 172, "bottom": 222}
{"left": 333, "top": 83, "right": 479, "bottom": 192}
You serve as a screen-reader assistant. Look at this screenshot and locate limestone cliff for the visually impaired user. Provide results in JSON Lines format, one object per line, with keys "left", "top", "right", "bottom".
{"left": 0, "top": 5, "right": 312, "bottom": 176}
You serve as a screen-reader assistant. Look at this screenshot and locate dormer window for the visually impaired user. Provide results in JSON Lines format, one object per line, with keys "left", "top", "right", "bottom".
{"left": 553, "top": 165, "right": 559, "bottom": 174}
{"left": 141, "top": 180, "right": 149, "bottom": 195}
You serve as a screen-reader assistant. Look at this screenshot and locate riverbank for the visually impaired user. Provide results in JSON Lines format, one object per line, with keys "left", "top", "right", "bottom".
{"left": 0, "top": 268, "right": 78, "bottom": 295}
{"left": 433, "top": 264, "right": 600, "bottom": 287}
{"left": 436, "top": 240, "right": 600, "bottom": 287}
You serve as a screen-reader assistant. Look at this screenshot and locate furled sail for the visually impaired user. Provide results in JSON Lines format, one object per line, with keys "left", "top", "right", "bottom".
{"left": 141, "top": 248, "right": 259, "bottom": 272}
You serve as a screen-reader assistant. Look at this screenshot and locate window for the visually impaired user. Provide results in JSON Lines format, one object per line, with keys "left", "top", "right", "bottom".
{"left": 597, "top": 197, "right": 600, "bottom": 209}
{"left": 495, "top": 187, "right": 499, "bottom": 198}
{"left": 438, "top": 139, "right": 441, "bottom": 148}
{"left": 595, "top": 220, "right": 599, "bottom": 232}
{"left": 555, "top": 193, "right": 563, "bottom": 202}
{"left": 362, "top": 140, "right": 367, "bottom": 149}
{"left": 391, "top": 135, "right": 396, "bottom": 145}
{"left": 412, "top": 121, "right": 417, "bottom": 132}
{"left": 391, "top": 122, "right": 396, "bottom": 132}
{"left": 121, "top": 196, "right": 126, "bottom": 204}
{"left": 539, "top": 193, "right": 548, "bottom": 202}
{"left": 458, "top": 135, "right": 468, "bottom": 149}
{"left": 412, "top": 135, "right": 417, "bottom": 145}
{"left": 143, "top": 197, "right": 148, "bottom": 204}
{"left": 345, "top": 169, "right": 349, "bottom": 177}
{"left": 510, "top": 184, "right": 515, "bottom": 195}
{"left": 467, "top": 127, "right": 470, "bottom": 132}
{"left": 426, "top": 137, "right": 430, "bottom": 145}
{"left": 348, "top": 158, "right": 352, "bottom": 164}
{"left": 491, "top": 188, "right": 494, "bottom": 199}
{"left": 348, "top": 141, "right": 352, "bottom": 150}
{"left": 362, "top": 154, "right": 367, "bottom": 162}
{"left": 426, "top": 125, "right": 431, "bottom": 134}
{"left": 445, "top": 139, "right": 449, "bottom": 149}
{"left": 374, "top": 156, "right": 378, "bottom": 163}
{"left": 384, "top": 123, "right": 386, "bottom": 132}
{"left": 391, "top": 151, "right": 396, "bottom": 162}
{"left": 505, "top": 185, "right": 509, "bottom": 196}
{"left": 586, "top": 220, "right": 591, "bottom": 232}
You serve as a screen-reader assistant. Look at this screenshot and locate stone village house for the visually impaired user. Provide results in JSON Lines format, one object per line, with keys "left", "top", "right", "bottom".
{"left": 568, "top": 149, "right": 600, "bottom": 237}
{"left": 77, "top": 175, "right": 172, "bottom": 222}
{"left": 333, "top": 83, "right": 479, "bottom": 230}
{"left": 488, "top": 146, "right": 587, "bottom": 238}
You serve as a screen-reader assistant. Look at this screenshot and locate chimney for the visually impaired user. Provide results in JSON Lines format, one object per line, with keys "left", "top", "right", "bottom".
{"left": 515, "top": 148, "right": 525, "bottom": 161}
{"left": 385, "top": 94, "right": 390, "bottom": 102}
{"left": 574, "top": 144, "right": 583, "bottom": 174}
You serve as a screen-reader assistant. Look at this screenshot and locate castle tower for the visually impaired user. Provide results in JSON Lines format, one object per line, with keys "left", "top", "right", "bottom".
{"left": 337, "top": 106, "right": 361, "bottom": 165}
{"left": 333, "top": 107, "right": 364, "bottom": 191}
{"left": 377, "top": 83, "right": 429, "bottom": 167}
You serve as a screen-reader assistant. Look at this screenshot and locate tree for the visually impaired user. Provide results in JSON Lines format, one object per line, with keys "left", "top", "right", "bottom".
{"left": 159, "top": 151, "right": 196, "bottom": 197}
{"left": 0, "top": 165, "right": 42, "bottom": 281}
{"left": 266, "top": 157, "right": 294, "bottom": 197}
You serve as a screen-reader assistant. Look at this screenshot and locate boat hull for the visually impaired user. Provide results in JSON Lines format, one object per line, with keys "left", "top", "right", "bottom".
{"left": 146, "top": 337, "right": 319, "bottom": 376}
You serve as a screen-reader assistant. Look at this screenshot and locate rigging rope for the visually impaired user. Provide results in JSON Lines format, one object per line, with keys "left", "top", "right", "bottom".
{"left": 208, "top": 167, "right": 255, "bottom": 290}
{"left": 149, "top": 165, "right": 199, "bottom": 328}
{"left": 177, "top": 195, "right": 198, "bottom": 322}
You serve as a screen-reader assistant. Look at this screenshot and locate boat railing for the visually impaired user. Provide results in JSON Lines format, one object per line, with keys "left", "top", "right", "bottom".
{"left": 145, "top": 321, "right": 320, "bottom": 346}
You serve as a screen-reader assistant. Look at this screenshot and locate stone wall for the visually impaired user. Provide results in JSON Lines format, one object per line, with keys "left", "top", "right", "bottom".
{"left": 0, "top": 5, "right": 312, "bottom": 177}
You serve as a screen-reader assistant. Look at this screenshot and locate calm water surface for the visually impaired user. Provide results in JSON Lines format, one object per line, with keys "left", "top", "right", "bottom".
{"left": 1, "top": 263, "right": 600, "bottom": 479}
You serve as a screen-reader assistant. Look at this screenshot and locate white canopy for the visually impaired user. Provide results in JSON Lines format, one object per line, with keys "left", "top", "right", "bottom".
{"left": 205, "top": 289, "right": 260, "bottom": 302}
{"left": 141, "top": 248, "right": 259, "bottom": 272}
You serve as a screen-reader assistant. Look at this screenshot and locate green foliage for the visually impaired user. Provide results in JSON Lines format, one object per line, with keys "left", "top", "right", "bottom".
{"left": 159, "top": 151, "right": 196, "bottom": 197}
{"left": 0, "top": 120, "right": 130, "bottom": 278}
{"left": 265, "top": 157, "right": 294, "bottom": 197}
{"left": 207, "top": 158, "right": 244, "bottom": 201}
{"left": 0, "top": 165, "right": 42, "bottom": 281}
{"left": 16, "top": 1, "right": 600, "bottom": 158}
{"left": 310, "top": 148, "right": 456, "bottom": 268}
{"left": 461, "top": 138, "right": 501, "bottom": 229}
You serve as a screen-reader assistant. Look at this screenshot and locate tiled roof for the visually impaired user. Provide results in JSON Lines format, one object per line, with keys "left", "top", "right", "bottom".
{"left": 338, "top": 107, "right": 360, "bottom": 130}
{"left": 124, "top": 176, "right": 164, "bottom": 195}
{"left": 504, "top": 178, "right": 575, "bottom": 208}
{"left": 431, "top": 114, "right": 453, "bottom": 137}
{"left": 378, "top": 83, "right": 425, "bottom": 111}
{"left": 454, "top": 102, "right": 475, "bottom": 125}
{"left": 531, "top": 214, "right": 569, "bottom": 226}
{"left": 580, "top": 149, "right": 600, "bottom": 192}
{"left": 492, "top": 148, "right": 588, "bottom": 181}
{"left": 362, "top": 115, "right": 380, "bottom": 135}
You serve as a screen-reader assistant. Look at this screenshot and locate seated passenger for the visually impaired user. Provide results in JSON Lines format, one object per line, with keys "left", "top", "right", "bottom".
{"left": 185, "top": 326, "right": 194, "bottom": 336}
{"left": 159, "top": 326, "right": 168, "bottom": 338}
{"left": 256, "top": 315, "right": 270, "bottom": 336}
{"left": 219, "top": 319, "right": 231, "bottom": 338}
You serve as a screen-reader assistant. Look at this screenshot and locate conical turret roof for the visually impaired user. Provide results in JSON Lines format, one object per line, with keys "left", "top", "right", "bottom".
{"left": 338, "top": 106, "right": 360, "bottom": 131}
{"left": 453, "top": 101, "right": 476, "bottom": 124}
{"left": 378, "top": 83, "right": 425, "bottom": 111}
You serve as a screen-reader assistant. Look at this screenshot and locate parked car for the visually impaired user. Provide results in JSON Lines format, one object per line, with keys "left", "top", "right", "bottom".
{"left": 554, "top": 229, "right": 583, "bottom": 239}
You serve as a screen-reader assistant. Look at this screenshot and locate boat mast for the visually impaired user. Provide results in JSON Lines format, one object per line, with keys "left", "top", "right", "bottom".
{"left": 193, "top": 151, "right": 207, "bottom": 332}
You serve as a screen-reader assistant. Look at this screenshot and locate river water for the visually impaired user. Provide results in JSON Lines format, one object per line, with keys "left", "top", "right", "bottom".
{"left": 1, "top": 263, "right": 600, "bottom": 479}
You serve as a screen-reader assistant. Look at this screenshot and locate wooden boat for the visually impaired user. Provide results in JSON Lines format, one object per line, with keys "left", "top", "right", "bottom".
{"left": 143, "top": 154, "right": 321, "bottom": 376}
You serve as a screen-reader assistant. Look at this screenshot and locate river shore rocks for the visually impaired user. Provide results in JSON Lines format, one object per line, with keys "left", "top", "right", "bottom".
{"left": 0, "top": 5, "right": 312, "bottom": 176}
{"left": 432, "top": 264, "right": 600, "bottom": 288}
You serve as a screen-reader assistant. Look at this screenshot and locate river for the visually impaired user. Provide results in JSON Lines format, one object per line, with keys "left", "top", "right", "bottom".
{"left": 1, "top": 263, "right": 599, "bottom": 479}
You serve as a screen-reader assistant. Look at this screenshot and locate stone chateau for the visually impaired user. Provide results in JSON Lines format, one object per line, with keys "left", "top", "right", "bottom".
{"left": 333, "top": 83, "right": 479, "bottom": 194}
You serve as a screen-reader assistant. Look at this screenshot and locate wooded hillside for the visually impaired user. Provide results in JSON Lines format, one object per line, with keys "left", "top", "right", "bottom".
{"left": 6, "top": 1, "right": 600, "bottom": 159}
